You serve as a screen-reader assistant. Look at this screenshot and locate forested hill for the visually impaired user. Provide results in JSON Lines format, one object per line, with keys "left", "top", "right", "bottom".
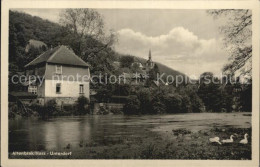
{"left": 9, "top": 11, "right": 63, "bottom": 47}
{"left": 9, "top": 11, "right": 64, "bottom": 71}
{"left": 9, "top": 10, "right": 186, "bottom": 79}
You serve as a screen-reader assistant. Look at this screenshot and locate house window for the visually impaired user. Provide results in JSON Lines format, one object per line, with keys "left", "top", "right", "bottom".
{"left": 28, "top": 85, "right": 37, "bottom": 94}
{"left": 79, "top": 84, "right": 84, "bottom": 94}
{"left": 56, "top": 83, "right": 61, "bottom": 94}
{"left": 56, "top": 65, "right": 62, "bottom": 74}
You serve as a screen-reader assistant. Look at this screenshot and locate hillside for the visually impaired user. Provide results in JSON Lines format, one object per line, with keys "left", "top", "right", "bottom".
{"left": 9, "top": 10, "right": 63, "bottom": 47}
{"left": 156, "top": 62, "right": 186, "bottom": 78}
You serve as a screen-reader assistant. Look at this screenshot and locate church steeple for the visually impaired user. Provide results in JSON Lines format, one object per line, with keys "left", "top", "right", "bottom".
{"left": 145, "top": 49, "right": 154, "bottom": 70}
{"left": 148, "top": 49, "right": 151, "bottom": 60}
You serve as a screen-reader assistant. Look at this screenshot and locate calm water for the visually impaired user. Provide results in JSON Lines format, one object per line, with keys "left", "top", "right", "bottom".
{"left": 9, "top": 112, "right": 251, "bottom": 152}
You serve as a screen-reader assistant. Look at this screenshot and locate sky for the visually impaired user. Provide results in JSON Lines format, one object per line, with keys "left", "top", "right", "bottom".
{"left": 14, "top": 8, "right": 229, "bottom": 77}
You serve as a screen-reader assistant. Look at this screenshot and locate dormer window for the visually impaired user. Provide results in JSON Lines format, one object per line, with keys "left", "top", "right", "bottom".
{"left": 56, "top": 65, "right": 62, "bottom": 74}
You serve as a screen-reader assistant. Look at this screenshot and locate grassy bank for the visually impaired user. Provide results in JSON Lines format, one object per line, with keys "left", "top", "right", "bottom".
{"left": 9, "top": 126, "right": 251, "bottom": 160}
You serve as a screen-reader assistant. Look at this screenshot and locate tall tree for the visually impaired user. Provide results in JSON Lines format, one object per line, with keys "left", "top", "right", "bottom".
{"left": 59, "top": 9, "right": 117, "bottom": 57}
{"left": 208, "top": 10, "right": 252, "bottom": 79}
{"left": 198, "top": 72, "right": 224, "bottom": 112}
{"left": 59, "top": 9, "right": 117, "bottom": 82}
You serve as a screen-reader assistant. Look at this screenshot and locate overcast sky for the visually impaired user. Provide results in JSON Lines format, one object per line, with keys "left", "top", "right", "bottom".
{"left": 14, "top": 8, "right": 229, "bottom": 77}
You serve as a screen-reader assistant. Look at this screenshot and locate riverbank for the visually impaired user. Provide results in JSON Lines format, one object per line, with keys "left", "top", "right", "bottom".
{"left": 9, "top": 101, "right": 252, "bottom": 119}
{"left": 9, "top": 113, "right": 251, "bottom": 159}
{"left": 9, "top": 126, "right": 251, "bottom": 159}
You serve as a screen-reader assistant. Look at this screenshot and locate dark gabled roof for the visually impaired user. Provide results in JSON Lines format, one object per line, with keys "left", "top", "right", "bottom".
{"left": 25, "top": 45, "right": 89, "bottom": 68}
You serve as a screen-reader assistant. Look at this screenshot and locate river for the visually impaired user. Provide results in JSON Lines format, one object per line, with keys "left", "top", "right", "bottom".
{"left": 9, "top": 112, "right": 251, "bottom": 153}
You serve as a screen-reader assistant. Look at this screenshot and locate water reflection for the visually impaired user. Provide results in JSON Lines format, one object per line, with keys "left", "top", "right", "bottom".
{"left": 44, "top": 119, "right": 91, "bottom": 150}
{"left": 9, "top": 113, "right": 251, "bottom": 152}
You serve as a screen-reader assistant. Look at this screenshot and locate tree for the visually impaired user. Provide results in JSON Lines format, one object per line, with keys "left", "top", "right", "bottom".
{"left": 59, "top": 9, "right": 117, "bottom": 82}
{"left": 208, "top": 10, "right": 252, "bottom": 78}
{"left": 151, "top": 94, "right": 166, "bottom": 114}
{"left": 9, "top": 11, "right": 63, "bottom": 71}
{"left": 198, "top": 72, "right": 224, "bottom": 112}
{"left": 25, "top": 46, "right": 46, "bottom": 66}
{"left": 120, "top": 55, "right": 134, "bottom": 68}
{"left": 123, "top": 95, "right": 140, "bottom": 115}
{"left": 240, "top": 83, "right": 252, "bottom": 112}
{"left": 113, "top": 83, "right": 131, "bottom": 96}
{"left": 60, "top": 9, "right": 104, "bottom": 39}
{"left": 137, "top": 88, "right": 152, "bottom": 114}
{"left": 189, "top": 92, "right": 205, "bottom": 113}
{"left": 95, "top": 85, "right": 113, "bottom": 103}
{"left": 59, "top": 9, "right": 117, "bottom": 57}
{"left": 199, "top": 72, "right": 214, "bottom": 84}
{"left": 164, "top": 93, "right": 182, "bottom": 113}
{"left": 76, "top": 96, "right": 90, "bottom": 115}
{"left": 131, "top": 63, "right": 142, "bottom": 73}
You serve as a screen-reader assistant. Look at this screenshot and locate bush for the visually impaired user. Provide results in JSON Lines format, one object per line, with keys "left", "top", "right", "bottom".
{"left": 29, "top": 99, "right": 58, "bottom": 118}
{"left": 172, "top": 128, "right": 192, "bottom": 136}
{"left": 30, "top": 104, "right": 49, "bottom": 118}
{"left": 180, "top": 95, "right": 192, "bottom": 113}
{"left": 9, "top": 103, "right": 18, "bottom": 119}
{"left": 96, "top": 106, "right": 110, "bottom": 115}
{"left": 151, "top": 94, "right": 166, "bottom": 114}
{"left": 63, "top": 104, "right": 75, "bottom": 111}
{"left": 177, "top": 85, "right": 205, "bottom": 113}
{"left": 45, "top": 99, "right": 57, "bottom": 112}
{"left": 76, "top": 96, "right": 90, "bottom": 115}
{"left": 198, "top": 82, "right": 224, "bottom": 112}
{"left": 240, "top": 84, "right": 252, "bottom": 112}
{"left": 190, "top": 93, "right": 205, "bottom": 113}
{"left": 54, "top": 104, "right": 75, "bottom": 116}
{"left": 30, "top": 104, "right": 48, "bottom": 118}
{"left": 110, "top": 108, "right": 123, "bottom": 115}
{"left": 123, "top": 95, "right": 140, "bottom": 115}
{"left": 137, "top": 88, "right": 152, "bottom": 114}
{"left": 95, "top": 87, "right": 113, "bottom": 103}
{"left": 164, "top": 94, "right": 182, "bottom": 113}
{"left": 132, "top": 85, "right": 206, "bottom": 114}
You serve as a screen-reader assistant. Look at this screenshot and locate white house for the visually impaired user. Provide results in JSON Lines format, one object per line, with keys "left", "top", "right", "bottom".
{"left": 24, "top": 45, "right": 90, "bottom": 105}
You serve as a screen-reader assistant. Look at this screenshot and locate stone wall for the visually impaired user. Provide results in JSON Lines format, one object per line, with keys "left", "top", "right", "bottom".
{"left": 44, "top": 97, "right": 78, "bottom": 106}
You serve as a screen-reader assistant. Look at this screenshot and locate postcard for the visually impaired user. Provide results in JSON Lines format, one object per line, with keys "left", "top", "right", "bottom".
{"left": 1, "top": 0, "right": 259, "bottom": 166}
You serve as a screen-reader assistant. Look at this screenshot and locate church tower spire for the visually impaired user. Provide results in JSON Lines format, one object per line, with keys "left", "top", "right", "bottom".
{"left": 148, "top": 49, "right": 151, "bottom": 60}
{"left": 145, "top": 49, "right": 154, "bottom": 71}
